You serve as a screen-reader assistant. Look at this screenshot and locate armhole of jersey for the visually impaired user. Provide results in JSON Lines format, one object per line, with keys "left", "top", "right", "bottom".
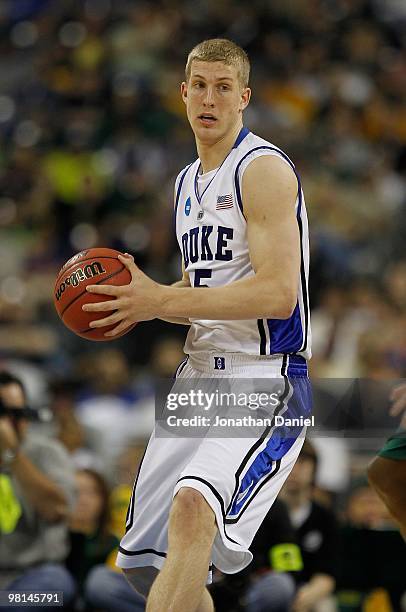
{"left": 174, "top": 163, "right": 192, "bottom": 232}
{"left": 234, "top": 147, "right": 301, "bottom": 218}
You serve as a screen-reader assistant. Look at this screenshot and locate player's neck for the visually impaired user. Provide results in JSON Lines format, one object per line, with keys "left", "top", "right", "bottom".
{"left": 196, "top": 122, "right": 243, "bottom": 174}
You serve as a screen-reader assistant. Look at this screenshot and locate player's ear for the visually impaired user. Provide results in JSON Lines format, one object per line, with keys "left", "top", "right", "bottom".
{"left": 181, "top": 81, "right": 188, "bottom": 104}
{"left": 240, "top": 87, "right": 251, "bottom": 112}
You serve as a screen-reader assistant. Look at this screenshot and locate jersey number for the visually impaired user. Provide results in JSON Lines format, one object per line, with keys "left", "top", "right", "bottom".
{"left": 194, "top": 269, "right": 212, "bottom": 287}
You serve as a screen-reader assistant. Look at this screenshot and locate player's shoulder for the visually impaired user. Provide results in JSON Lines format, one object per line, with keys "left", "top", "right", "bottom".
{"left": 174, "top": 160, "right": 197, "bottom": 191}
{"left": 237, "top": 130, "right": 295, "bottom": 169}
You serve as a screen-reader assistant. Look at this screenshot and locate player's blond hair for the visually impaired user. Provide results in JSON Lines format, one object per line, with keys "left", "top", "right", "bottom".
{"left": 185, "top": 39, "right": 250, "bottom": 89}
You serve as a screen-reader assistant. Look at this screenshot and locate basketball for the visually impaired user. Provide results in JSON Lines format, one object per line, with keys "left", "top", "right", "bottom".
{"left": 53, "top": 247, "right": 135, "bottom": 341}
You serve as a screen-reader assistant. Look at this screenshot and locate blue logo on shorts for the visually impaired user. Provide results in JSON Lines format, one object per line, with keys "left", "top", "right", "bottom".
{"left": 185, "top": 197, "right": 191, "bottom": 216}
{"left": 214, "top": 356, "right": 225, "bottom": 370}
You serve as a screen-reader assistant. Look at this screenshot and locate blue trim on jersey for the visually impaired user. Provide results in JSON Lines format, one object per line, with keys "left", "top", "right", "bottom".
{"left": 267, "top": 303, "right": 304, "bottom": 355}
{"left": 233, "top": 145, "right": 300, "bottom": 216}
{"left": 174, "top": 164, "right": 192, "bottom": 232}
{"left": 194, "top": 127, "right": 251, "bottom": 206}
{"left": 227, "top": 376, "right": 312, "bottom": 519}
{"left": 233, "top": 126, "right": 250, "bottom": 148}
{"left": 296, "top": 175, "right": 303, "bottom": 218}
{"left": 233, "top": 145, "right": 308, "bottom": 357}
{"left": 297, "top": 214, "right": 309, "bottom": 353}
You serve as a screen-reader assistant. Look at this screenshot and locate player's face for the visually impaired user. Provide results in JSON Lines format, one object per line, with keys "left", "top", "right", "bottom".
{"left": 181, "top": 61, "right": 250, "bottom": 145}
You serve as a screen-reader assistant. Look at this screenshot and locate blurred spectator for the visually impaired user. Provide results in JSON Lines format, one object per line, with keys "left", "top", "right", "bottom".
{"left": 49, "top": 378, "right": 85, "bottom": 454}
{"left": 0, "top": 1, "right": 405, "bottom": 606}
{"left": 0, "top": 0, "right": 403, "bottom": 379}
{"left": 209, "top": 499, "right": 299, "bottom": 612}
{"left": 0, "top": 370, "right": 76, "bottom": 610}
{"left": 336, "top": 477, "right": 405, "bottom": 611}
{"left": 279, "top": 440, "right": 339, "bottom": 612}
{"left": 66, "top": 467, "right": 144, "bottom": 611}
{"left": 148, "top": 336, "right": 186, "bottom": 379}
{"left": 109, "top": 442, "right": 147, "bottom": 539}
{"left": 73, "top": 349, "right": 153, "bottom": 465}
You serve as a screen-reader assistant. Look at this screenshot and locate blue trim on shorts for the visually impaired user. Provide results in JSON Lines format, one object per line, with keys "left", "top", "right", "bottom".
{"left": 227, "top": 375, "right": 312, "bottom": 521}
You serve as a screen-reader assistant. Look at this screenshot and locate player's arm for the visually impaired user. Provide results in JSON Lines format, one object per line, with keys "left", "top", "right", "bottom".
{"left": 84, "top": 156, "right": 300, "bottom": 335}
{"left": 153, "top": 155, "right": 300, "bottom": 319}
{"left": 159, "top": 263, "right": 191, "bottom": 326}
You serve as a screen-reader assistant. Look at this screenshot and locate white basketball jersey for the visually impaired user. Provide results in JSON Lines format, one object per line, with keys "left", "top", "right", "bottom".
{"left": 174, "top": 127, "right": 311, "bottom": 360}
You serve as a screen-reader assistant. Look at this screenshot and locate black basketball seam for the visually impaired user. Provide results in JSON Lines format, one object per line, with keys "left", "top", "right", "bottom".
{"left": 55, "top": 255, "right": 121, "bottom": 285}
{"left": 60, "top": 264, "right": 126, "bottom": 319}
{"left": 79, "top": 321, "right": 137, "bottom": 335}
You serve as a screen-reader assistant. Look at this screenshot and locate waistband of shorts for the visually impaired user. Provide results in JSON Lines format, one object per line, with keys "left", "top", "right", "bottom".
{"left": 187, "top": 352, "right": 308, "bottom": 376}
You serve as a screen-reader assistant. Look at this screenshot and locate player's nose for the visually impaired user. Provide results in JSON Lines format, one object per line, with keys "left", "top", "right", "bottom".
{"left": 203, "top": 86, "right": 215, "bottom": 107}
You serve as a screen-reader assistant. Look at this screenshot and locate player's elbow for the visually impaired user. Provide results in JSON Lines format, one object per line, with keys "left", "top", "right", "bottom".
{"left": 277, "top": 304, "right": 296, "bottom": 319}
{"left": 259, "top": 296, "right": 296, "bottom": 320}
{"left": 255, "top": 273, "right": 297, "bottom": 318}
{"left": 274, "top": 304, "right": 296, "bottom": 319}
{"left": 268, "top": 287, "right": 297, "bottom": 319}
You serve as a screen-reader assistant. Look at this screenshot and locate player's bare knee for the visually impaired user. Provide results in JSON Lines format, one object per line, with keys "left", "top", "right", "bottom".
{"left": 172, "top": 487, "right": 216, "bottom": 538}
{"left": 122, "top": 566, "right": 158, "bottom": 598}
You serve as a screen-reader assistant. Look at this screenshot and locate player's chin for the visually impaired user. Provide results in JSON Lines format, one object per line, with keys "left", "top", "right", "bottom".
{"left": 194, "top": 121, "right": 221, "bottom": 140}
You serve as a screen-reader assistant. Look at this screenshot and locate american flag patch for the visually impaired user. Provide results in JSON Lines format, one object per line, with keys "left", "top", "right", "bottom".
{"left": 216, "top": 194, "right": 234, "bottom": 210}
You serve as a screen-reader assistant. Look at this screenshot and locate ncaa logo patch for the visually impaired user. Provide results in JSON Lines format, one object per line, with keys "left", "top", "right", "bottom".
{"left": 185, "top": 197, "right": 191, "bottom": 216}
{"left": 214, "top": 356, "right": 225, "bottom": 370}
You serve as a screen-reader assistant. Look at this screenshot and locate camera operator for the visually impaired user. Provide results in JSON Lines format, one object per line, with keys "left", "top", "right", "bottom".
{"left": 0, "top": 371, "right": 76, "bottom": 609}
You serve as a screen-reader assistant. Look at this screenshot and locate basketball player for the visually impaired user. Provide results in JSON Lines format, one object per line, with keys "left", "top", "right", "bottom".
{"left": 84, "top": 39, "right": 312, "bottom": 612}
{"left": 368, "top": 383, "right": 406, "bottom": 540}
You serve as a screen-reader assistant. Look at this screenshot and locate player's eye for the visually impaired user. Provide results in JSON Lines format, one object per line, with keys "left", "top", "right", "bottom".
{"left": 218, "top": 84, "right": 230, "bottom": 91}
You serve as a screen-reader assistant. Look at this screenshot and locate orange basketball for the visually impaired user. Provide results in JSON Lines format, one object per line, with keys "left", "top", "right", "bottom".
{"left": 53, "top": 248, "right": 136, "bottom": 341}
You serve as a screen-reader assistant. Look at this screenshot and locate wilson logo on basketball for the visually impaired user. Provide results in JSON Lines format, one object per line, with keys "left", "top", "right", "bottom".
{"left": 55, "top": 261, "right": 106, "bottom": 301}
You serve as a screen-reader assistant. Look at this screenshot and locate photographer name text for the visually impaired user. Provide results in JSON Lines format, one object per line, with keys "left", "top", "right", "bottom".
{"left": 165, "top": 414, "right": 315, "bottom": 427}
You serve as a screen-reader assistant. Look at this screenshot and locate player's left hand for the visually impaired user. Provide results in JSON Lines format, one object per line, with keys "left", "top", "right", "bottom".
{"left": 0, "top": 417, "right": 19, "bottom": 452}
{"left": 82, "top": 253, "right": 163, "bottom": 337}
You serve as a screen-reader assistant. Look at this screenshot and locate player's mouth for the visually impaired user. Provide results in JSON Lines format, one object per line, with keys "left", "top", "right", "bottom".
{"left": 197, "top": 113, "right": 218, "bottom": 126}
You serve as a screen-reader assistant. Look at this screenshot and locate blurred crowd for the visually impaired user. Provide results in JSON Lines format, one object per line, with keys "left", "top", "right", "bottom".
{"left": 0, "top": 0, "right": 405, "bottom": 610}
{"left": 0, "top": 0, "right": 404, "bottom": 375}
{"left": 1, "top": 370, "right": 405, "bottom": 611}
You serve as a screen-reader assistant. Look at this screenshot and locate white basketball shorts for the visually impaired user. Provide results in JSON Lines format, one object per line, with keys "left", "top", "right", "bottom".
{"left": 116, "top": 352, "right": 312, "bottom": 577}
